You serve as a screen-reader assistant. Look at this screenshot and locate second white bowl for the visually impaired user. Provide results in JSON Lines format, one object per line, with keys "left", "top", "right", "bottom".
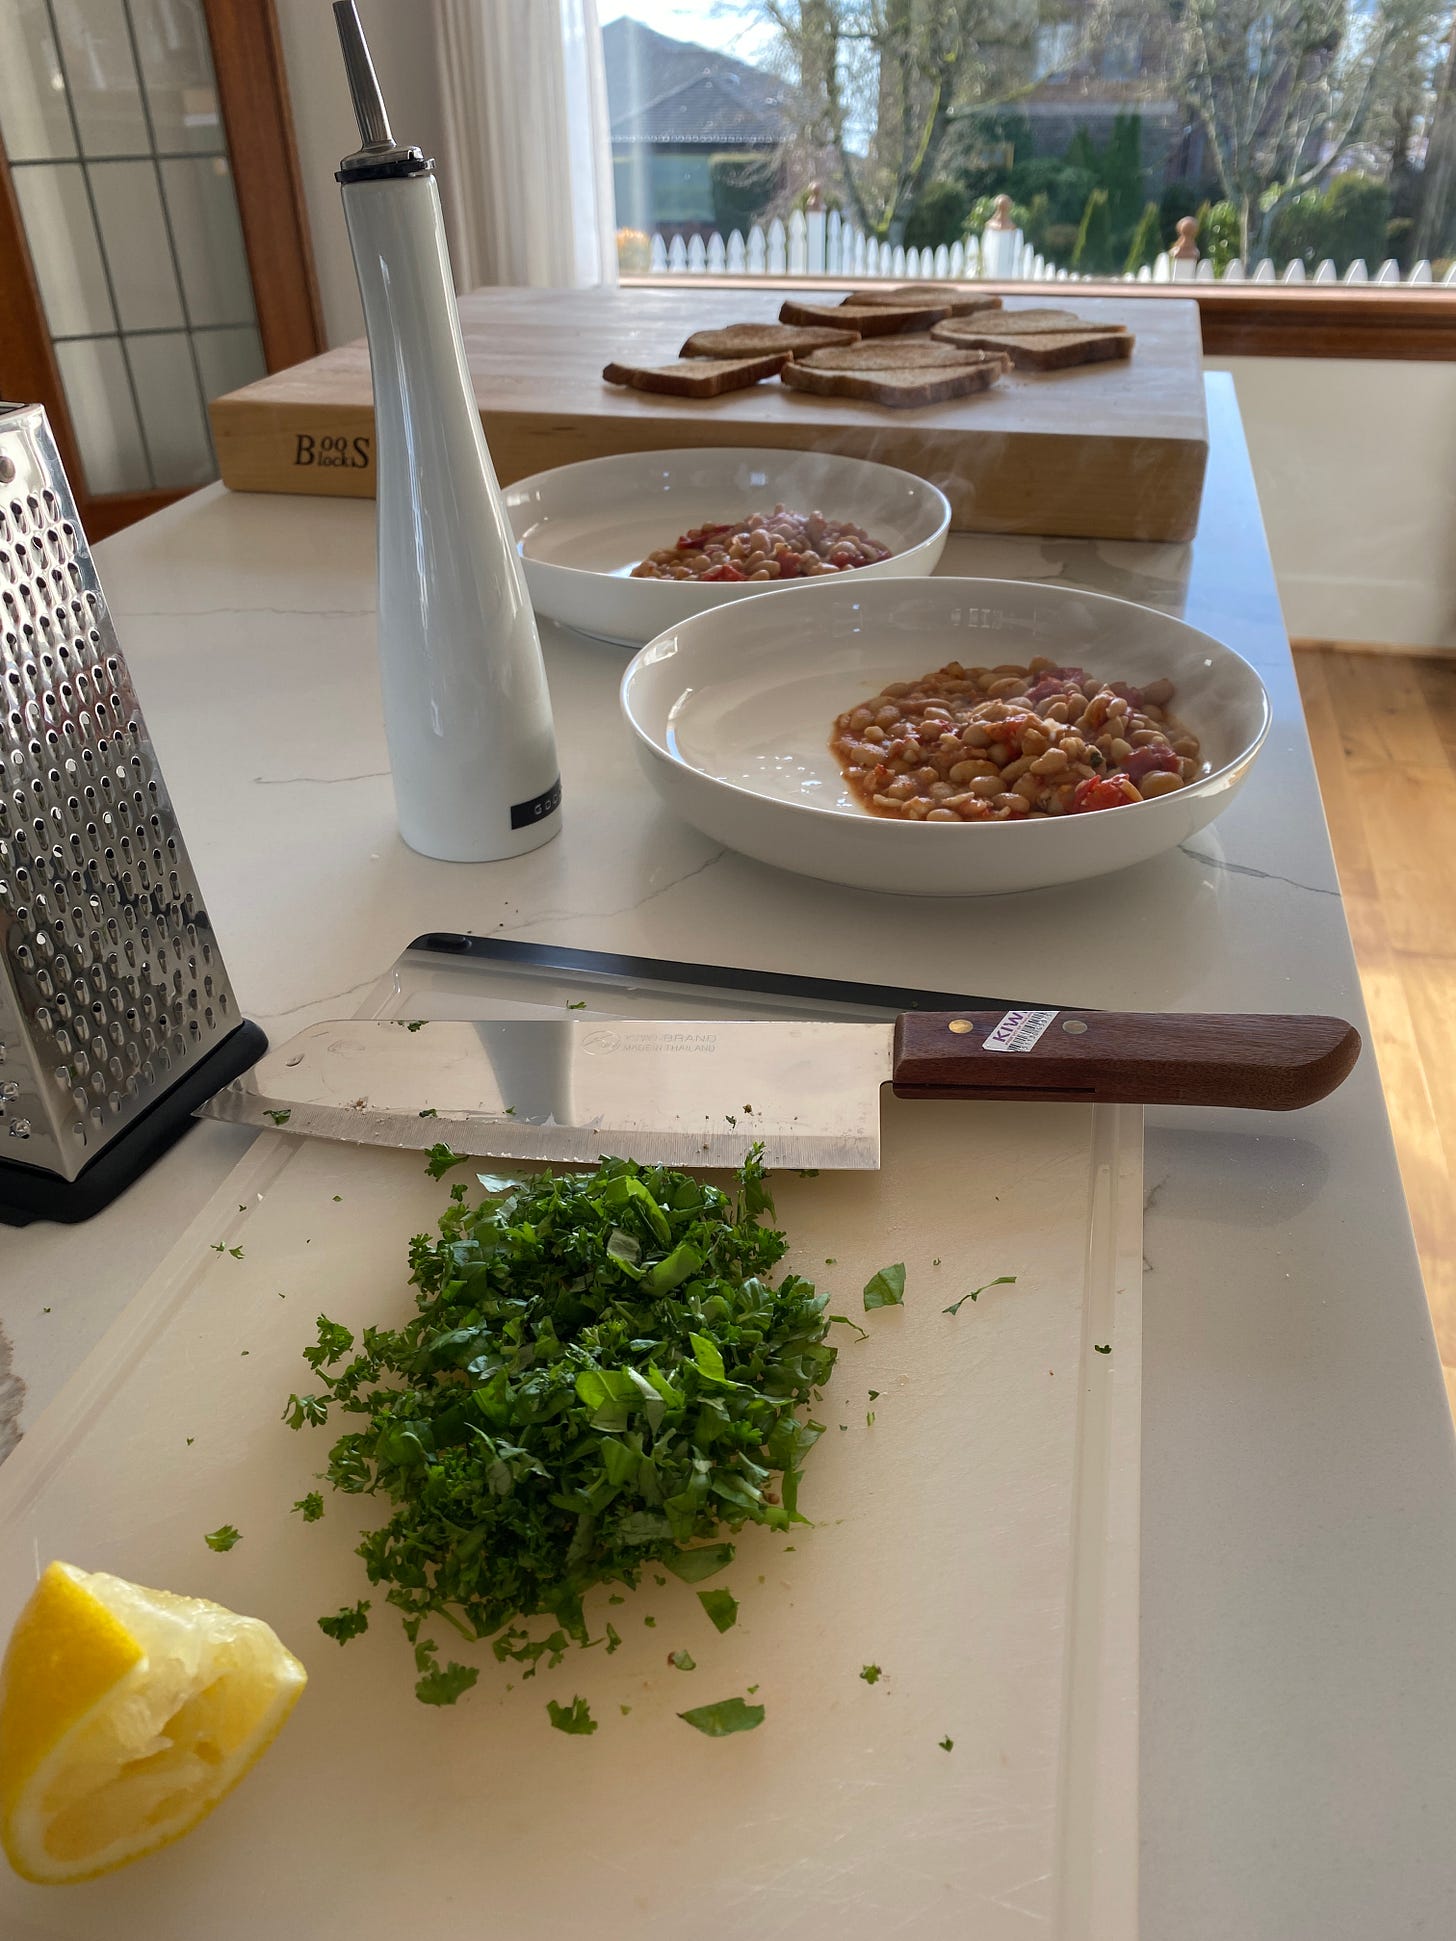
{"left": 505, "top": 446, "right": 951, "bottom": 647}
{"left": 620, "top": 576, "right": 1271, "bottom": 898}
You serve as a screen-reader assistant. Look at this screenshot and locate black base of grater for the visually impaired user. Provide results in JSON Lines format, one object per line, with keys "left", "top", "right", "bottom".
{"left": 0, "top": 1020, "right": 267, "bottom": 1228}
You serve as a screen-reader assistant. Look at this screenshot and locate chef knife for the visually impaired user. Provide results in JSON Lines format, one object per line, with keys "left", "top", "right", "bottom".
{"left": 197, "top": 1009, "right": 1360, "bottom": 1171}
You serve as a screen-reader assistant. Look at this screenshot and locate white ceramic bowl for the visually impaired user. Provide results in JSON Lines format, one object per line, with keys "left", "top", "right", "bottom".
{"left": 620, "top": 576, "right": 1271, "bottom": 898}
{"left": 504, "top": 447, "right": 950, "bottom": 647}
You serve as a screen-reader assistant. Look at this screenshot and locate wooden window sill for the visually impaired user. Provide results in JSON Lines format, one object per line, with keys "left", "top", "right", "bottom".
{"left": 621, "top": 273, "right": 1456, "bottom": 361}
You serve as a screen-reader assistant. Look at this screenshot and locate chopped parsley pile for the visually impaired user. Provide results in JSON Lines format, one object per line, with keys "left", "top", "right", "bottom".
{"left": 286, "top": 1148, "right": 836, "bottom": 1705}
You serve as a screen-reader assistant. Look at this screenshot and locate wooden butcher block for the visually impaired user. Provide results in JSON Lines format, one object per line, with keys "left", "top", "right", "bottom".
{"left": 210, "top": 286, "right": 1208, "bottom": 542}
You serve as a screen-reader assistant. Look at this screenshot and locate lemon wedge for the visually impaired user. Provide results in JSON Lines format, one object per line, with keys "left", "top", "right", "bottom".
{"left": 0, "top": 1561, "right": 306, "bottom": 1884}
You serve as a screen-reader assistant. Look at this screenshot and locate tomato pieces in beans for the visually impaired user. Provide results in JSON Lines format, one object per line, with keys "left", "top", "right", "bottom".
{"left": 830, "top": 657, "right": 1201, "bottom": 823}
{"left": 631, "top": 505, "right": 894, "bottom": 582}
{"left": 1071, "top": 773, "right": 1142, "bottom": 813}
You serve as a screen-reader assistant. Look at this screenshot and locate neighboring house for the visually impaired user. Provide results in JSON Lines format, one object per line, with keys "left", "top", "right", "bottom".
{"left": 604, "top": 15, "right": 791, "bottom": 234}
{"left": 1017, "top": 6, "right": 1207, "bottom": 184}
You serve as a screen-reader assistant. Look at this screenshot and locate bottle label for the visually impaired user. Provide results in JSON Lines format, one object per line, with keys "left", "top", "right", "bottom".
{"left": 511, "top": 777, "right": 562, "bottom": 830}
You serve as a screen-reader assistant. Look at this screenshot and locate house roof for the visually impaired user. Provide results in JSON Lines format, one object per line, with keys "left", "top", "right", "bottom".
{"left": 604, "top": 16, "right": 789, "bottom": 147}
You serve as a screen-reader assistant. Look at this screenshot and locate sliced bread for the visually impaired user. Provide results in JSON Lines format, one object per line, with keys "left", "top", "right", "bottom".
{"left": 987, "top": 330, "right": 1134, "bottom": 371}
{"left": 780, "top": 360, "right": 1003, "bottom": 408}
{"left": 779, "top": 297, "right": 944, "bottom": 335}
{"left": 602, "top": 353, "right": 789, "bottom": 397}
{"left": 799, "top": 339, "right": 1002, "bottom": 372}
{"left": 847, "top": 285, "right": 1003, "bottom": 317}
{"left": 679, "top": 321, "right": 859, "bottom": 358}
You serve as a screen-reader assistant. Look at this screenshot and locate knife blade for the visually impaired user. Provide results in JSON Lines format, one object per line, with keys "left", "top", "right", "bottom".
{"left": 198, "top": 1009, "right": 1361, "bottom": 1171}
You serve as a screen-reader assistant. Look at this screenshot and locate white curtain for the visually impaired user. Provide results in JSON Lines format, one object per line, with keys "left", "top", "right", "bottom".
{"left": 435, "top": 0, "right": 617, "bottom": 290}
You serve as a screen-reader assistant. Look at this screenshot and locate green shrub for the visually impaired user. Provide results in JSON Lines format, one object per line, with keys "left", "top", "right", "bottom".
{"left": 1386, "top": 217, "right": 1414, "bottom": 269}
{"left": 1124, "top": 201, "right": 1163, "bottom": 273}
{"left": 1322, "top": 173, "right": 1390, "bottom": 269}
{"left": 1007, "top": 158, "right": 1096, "bottom": 227}
{"left": 905, "top": 178, "right": 972, "bottom": 250}
{"left": 1265, "top": 172, "right": 1391, "bottom": 273}
{"left": 1101, "top": 113, "right": 1145, "bottom": 234}
{"left": 1041, "top": 221, "right": 1080, "bottom": 264}
{"left": 1198, "top": 200, "right": 1241, "bottom": 273}
{"left": 1071, "top": 187, "right": 1115, "bottom": 275}
{"left": 709, "top": 152, "right": 778, "bottom": 237}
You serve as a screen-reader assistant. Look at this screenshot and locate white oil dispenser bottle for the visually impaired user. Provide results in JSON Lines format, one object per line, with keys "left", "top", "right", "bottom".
{"left": 332, "top": 0, "right": 560, "bottom": 862}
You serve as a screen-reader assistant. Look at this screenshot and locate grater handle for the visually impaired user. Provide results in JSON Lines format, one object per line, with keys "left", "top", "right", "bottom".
{"left": 334, "top": 1, "right": 393, "bottom": 151}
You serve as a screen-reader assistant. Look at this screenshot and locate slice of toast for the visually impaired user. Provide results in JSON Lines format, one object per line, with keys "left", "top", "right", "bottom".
{"left": 679, "top": 322, "right": 859, "bottom": 358}
{"left": 988, "top": 330, "right": 1134, "bottom": 371}
{"left": 848, "top": 285, "right": 1003, "bottom": 317}
{"left": 779, "top": 297, "right": 944, "bottom": 335}
{"left": 602, "top": 353, "right": 789, "bottom": 397}
{"left": 780, "top": 360, "right": 1003, "bottom": 407}
{"left": 799, "top": 339, "right": 1002, "bottom": 372}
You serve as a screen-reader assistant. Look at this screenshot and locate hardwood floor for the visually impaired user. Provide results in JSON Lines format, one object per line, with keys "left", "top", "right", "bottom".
{"left": 1295, "top": 647, "right": 1456, "bottom": 1417}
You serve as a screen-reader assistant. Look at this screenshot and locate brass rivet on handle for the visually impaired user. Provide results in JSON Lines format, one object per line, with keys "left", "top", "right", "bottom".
{"left": 1062, "top": 1019, "right": 1089, "bottom": 1035}
{"left": 948, "top": 1019, "right": 974, "bottom": 1035}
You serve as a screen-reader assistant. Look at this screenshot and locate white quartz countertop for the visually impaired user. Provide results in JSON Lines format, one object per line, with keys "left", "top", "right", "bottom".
{"left": 3, "top": 375, "right": 1454, "bottom": 1937}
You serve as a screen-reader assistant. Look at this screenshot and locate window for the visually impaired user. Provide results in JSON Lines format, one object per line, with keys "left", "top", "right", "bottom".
{"left": 604, "top": 0, "right": 1456, "bottom": 358}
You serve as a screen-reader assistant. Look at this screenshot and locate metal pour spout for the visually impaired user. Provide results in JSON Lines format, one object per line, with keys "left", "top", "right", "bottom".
{"left": 333, "top": 1, "right": 424, "bottom": 174}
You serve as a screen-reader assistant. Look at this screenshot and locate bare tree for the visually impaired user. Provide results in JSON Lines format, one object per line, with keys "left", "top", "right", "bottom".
{"left": 1414, "top": 12, "right": 1456, "bottom": 256}
{"left": 753, "top": 0, "right": 1031, "bottom": 243}
{"left": 1171, "top": 0, "right": 1441, "bottom": 257}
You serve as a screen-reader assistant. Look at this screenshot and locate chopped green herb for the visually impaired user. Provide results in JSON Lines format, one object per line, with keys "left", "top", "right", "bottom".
{"left": 317, "top": 1599, "right": 370, "bottom": 1643}
{"left": 797, "top": 1168, "right": 820, "bottom": 1178}
{"left": 229, "top": 1246, "right": 244, "bottom": 1260}
{"left": 608, "top": 1594, "right": 625, "bottom": 1606}
{"left": 866, "top": 1410, "right": 875, "bottom": 1427}
{"left": 400, "top": 1019, "right": 427, "bottom": 1032}
{"left": 293, "top": 1491, "right": 325, "bottom": 1522}
{"left": 747, "top": 1683, "right": 759, "bottom": 1695}
{"left": 932, "top": 1257, "right": 941, "bottom": 1266}
{"left": 644, "top": 1616, "right": 657, "bottom": 1629}
{"left": 424, "top": 1142, "right": 468, "bottom": 1178}
{"left": 665, "top": 1543, "right": 734, "bottom": 1584}
{"left": 943, "top": 1275, "right": 1017, "bottom": 1318}
{"left": 503, "top": 1105, "right": 517, "bottom": 1116}
{"left": 829, "top": 1313, "right": 869, "bottom": 1341}
{"left": 185, "top": 1437, "right": 194, "bottom": 1446}
{"left": 413, "top": 1640, "right": 478, "bottom": 1706}
{"left": 287, "top": 1147, "right": 834, "bottom": 1702}
{"left": 204, "top": 1524, "right": 241, "bottom": 1552}
{"left": 939, "top": 1736, "right": 954, "bottom": 1752}
{"left": 824, "top": 1257, "right": 836, "bottom": 1265}
{"left": 678, "top": 1696, "right": 765, "bottom": 1737}
{"left": 604, "top": 1623, "right": 622, "bottom": 1655}
{"left": 1094, "top": 1343, "right": 1111, "bottom": 1355}
{"left": 860, "top": 1664, "right": 882, "bottom": 1684}
{"left": 333, "top": 1195, "right": 343, "bottom": 1203}
{"left": 669, "top": 1649, "right": 697, "bottom": 1670}
{"left": 863, "top": 1263, "right": 906, "bottom": 1311}
{"left": 282, "top": 1392, "right": 328, "bottom": 1430}
{"left": 418, "top": 1107, "right": 437, "bottom": 1119}
{"left": 868, "top": 1390, "right": 879, "bottom": 1401}
{"left": 697, "top": 1588, "right": 739, "bottom": 1633}
{"left": 547, "top": 1695, "right": 598, "bottom": 1735}
{"left": 567, "top": 1000, "right": 587, "bottom": 1009}
{"left": 264, "top": 1109, "right": 292, "bottom": 1126}
{"left": 620, "top": 1704, "right": 632, "bottom": 1715}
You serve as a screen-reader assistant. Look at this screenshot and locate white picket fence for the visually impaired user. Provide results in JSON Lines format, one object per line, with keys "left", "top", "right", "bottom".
{"left": 642, "top": 206, "right": 1454, "bottom": 287}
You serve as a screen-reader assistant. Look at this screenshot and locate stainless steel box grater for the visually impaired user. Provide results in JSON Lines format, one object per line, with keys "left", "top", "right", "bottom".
{"left": 0, "top": 404, "right": 263, "bottom": 1224}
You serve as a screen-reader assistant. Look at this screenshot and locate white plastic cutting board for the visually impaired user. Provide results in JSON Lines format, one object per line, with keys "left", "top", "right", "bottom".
{"left": 0, "top": 1098, "right": 1141, "bottom": 1940}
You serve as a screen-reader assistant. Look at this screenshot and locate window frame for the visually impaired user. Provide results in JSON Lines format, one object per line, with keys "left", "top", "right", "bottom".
{"left": 620, "top": 272, "right": 1456, "bottom": 359}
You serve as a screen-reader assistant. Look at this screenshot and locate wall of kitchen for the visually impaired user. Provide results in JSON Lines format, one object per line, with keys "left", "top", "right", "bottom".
{"left": 273, "top": 0, "right": 1456, "bottom": 653}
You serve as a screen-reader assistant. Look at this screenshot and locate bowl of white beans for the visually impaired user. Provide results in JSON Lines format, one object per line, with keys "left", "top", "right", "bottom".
{"left": 504, "top": 447, "right": 950, "bottom": 648}
{"left": 620, "top": 575, "right": 1271, "bottom": 897}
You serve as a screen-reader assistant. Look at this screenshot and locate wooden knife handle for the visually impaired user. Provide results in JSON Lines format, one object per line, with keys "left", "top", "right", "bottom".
{"left": 891, "top": 1011, "right": 1361, "bottom": 1110}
